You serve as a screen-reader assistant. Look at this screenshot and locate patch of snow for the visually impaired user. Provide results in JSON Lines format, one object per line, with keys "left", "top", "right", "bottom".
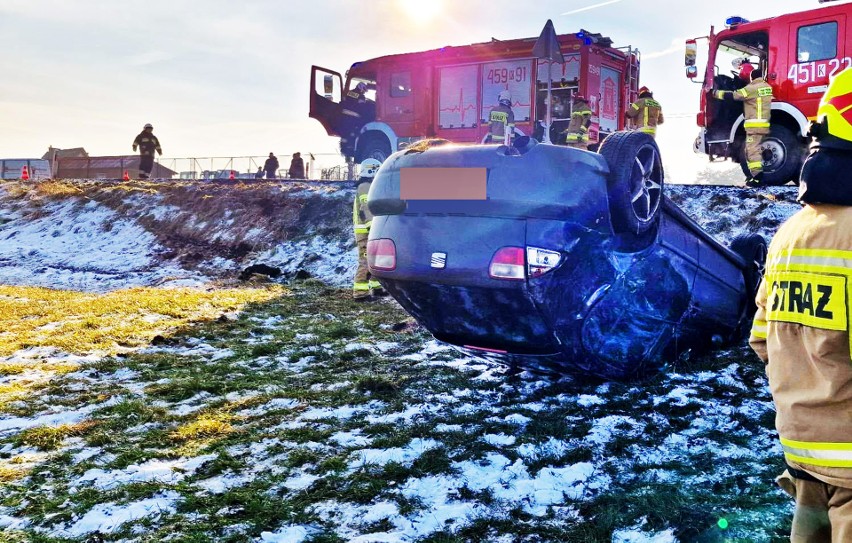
{"left": 74, "top": 454, "right": 216, "bottom": 490}
{"left": 58, "top": 490, "right": 181, "bottom": 537}
{"left": 348, "top": 438, "right": 440, "bottom": 469}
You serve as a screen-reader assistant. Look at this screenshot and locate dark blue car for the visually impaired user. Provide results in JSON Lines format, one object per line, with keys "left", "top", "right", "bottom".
{"left": 366, "top": 132, "right": 766, "bottom": 380}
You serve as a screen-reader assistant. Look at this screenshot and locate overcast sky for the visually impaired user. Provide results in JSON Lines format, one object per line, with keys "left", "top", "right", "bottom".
{"left": 0, "top": 0, "right": 839, "bottom": 180}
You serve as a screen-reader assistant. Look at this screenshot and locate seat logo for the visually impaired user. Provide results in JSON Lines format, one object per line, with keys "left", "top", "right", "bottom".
{"left": 431, "top": 252, "right": 447, "bottom": 269}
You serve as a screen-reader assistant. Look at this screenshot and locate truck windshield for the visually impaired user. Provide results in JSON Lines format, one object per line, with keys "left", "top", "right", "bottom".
{"left": 713, "top": 32, "right": 768, "bottom": 85}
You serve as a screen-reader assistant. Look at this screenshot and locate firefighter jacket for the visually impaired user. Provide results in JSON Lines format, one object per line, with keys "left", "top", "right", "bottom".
{"left": 352, "top": 180, "right": 373, "bottom": 235}
{"left": 488, "top": 104, "right": 515, "bottom": 138}
{"left": 564, "top": 101, "right": 593, "bottom": 142}
{"left": 132, "top": 131, "right": 162, "bottom": 157}
{"left": 626, "top": 96, "right": 664, "bottom": 135}
{"left": 715, "top": 77, "right": 773, "bottom": 133}
{"left": 750, "top": 203, "right": 852, "bottom": 488}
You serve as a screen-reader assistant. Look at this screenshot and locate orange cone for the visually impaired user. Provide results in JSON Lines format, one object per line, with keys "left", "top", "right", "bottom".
{"left": 21, "top": 166, "right": 29, "bottom": 181}
{"left": 122, "top": 170, "right": 130, "bottom": 181}
{"left": 229, "top": 170, "right": 236, "bottom": 180}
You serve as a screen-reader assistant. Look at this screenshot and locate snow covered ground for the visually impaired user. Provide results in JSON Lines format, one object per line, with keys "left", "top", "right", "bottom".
{"left": 0, "top": 179, "right": 804, "bottom": 542}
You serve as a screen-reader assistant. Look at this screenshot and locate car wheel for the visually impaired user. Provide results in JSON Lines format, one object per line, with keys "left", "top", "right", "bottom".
{"left": 740, "top": 125, "right": 805, "bottom": 186}
{"left": 598, "top": 131, "right": 664, "bottom": 234}
{"left": 357, "top": 135, "right": 391, "bottom": 163}
{"left": 730, "top": 233, "right": 767, "bottom": 319}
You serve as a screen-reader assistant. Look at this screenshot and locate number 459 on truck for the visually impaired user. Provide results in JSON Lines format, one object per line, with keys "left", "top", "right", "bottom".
{"left": 310, "top": 30, "right": 640, "bottom": 163}
{"left": 686, "top": 1, "right": 852, "bottom": 185}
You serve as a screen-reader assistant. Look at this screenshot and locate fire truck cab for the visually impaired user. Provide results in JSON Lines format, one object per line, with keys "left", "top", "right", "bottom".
{"left": 687, "top": 3, "right": 852, "bottom": 185}
{"left": 311, "top": 31, "right": 640, "bottom": 163}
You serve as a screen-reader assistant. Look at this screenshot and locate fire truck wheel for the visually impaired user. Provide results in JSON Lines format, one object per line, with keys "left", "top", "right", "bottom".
{"left": 357, "top": 135, "right": 392, "bottom": 163}
{"left": 740, "top": 126, "right": 804, "bottom": 186}
{"left": 729, "top": 233, "right": 767, "bottom": 322}
{"left": 598, "top": 131, "right": 664, "bottom": 235}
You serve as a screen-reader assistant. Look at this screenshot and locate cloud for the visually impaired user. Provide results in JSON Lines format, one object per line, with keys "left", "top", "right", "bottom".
{"left": 643, "top": 39, "right": 686, "bottom": 60}
{"left": 128, "top": 51, "right": 175, "bottom": 67}
{"left": 561, "top": 0, "right": 625, "bottom": 16}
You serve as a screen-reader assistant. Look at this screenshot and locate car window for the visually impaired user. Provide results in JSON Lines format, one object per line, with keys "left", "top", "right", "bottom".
{"left": 390, "top": 72, "right": 412, "bottom": 97}
{"left": 798, "top": 21, "right": 837, "bottom": 63}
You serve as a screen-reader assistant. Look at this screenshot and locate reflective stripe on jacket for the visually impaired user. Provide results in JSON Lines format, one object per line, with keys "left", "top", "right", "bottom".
{"left": 750, "top": 204, "right": 852, "bottom": 486}
{"left": 564, "top": 101, "right": 592, "bottom": 140}
{"left": 626, "top": 97, "right": 664, "bottom": 133}
{"left": 488, "top": 105, "right": 515, "bottom": 138}
{"left": 353, "top": 180, "right": 372, "bottom": 234}
{"left": 717, "top": 78, "right": 773, "bottom": 131}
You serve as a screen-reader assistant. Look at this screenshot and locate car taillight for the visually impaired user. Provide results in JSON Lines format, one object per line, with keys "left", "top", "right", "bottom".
{"left": 697, "top": 111, "right": 706, "bottom": 127}
{"left": 367, "top": 238, "right": 396, "bottom": 271}
{"left": 527, "top": 247, "right": 561, "bottom": 278}
{"left": 489, "top": 247, "right": 525, "bottom": 280}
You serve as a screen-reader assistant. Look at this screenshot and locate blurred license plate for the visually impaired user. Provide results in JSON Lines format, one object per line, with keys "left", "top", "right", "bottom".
{"left": 400, "top": 168, "right": 487, "bottom": 200}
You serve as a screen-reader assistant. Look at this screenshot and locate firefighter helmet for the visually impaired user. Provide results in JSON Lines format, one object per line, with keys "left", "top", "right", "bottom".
{"left": 498, "top": 90, "right": 511, "bottom": 106}
{"left": 360, "top": 158, "right": 382, "bottom": 179}
{"left": 144, "top": 123, "right": 153, "bottom": 129}
{"left": 356, "top": 82, "right": 368, "bottom": 94}
{"left": 574, "top": 94, "right": 587, "bottom": 102}
{"left": 811, "top": 67, "right": 852, "bottom": 151}
{"left": 638, "top": 86, "right": 651, "bottom": 96}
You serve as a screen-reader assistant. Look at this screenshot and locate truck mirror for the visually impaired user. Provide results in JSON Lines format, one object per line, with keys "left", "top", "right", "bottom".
{"left": 685, "top": 39, "right": 697, "bottom": 67}
{"left": 686, "top": 66, "right": 698, "bottom": 79}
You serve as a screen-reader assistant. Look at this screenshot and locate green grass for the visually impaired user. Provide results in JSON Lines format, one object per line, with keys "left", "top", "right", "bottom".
{"left": 0, "top": 282, "right": 793, "bottom": 542}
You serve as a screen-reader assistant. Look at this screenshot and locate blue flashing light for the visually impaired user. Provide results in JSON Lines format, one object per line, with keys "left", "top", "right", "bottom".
{"left": 725, "top": 16, "right": 750, "bottom": 28}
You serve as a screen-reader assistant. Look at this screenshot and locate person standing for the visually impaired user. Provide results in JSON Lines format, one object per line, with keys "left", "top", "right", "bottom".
{"left": 288, "top": 152, "right": 305, "bottom": 179}
{"left": 487, "top": 90, "right": 515, "bottom": 144}
{"left": 562, "top": 94, "right": 593, "bottom": 148}
{"left": 131, "top": 123, "right": 162, "bottom": 180}
{"left": 263, "top": 153, "right": 279, "bottom": 179}
{"left": 626, "top": 86, "right": 664, "bottom": 138}
{"left": 749, "top": 68, "right": 852, "bottom": 541}
{"left": 352, "top": 158, "right": 383, "bottom": 300}
{"left": 714, "top": 68, "right": 773, "bottom": 184}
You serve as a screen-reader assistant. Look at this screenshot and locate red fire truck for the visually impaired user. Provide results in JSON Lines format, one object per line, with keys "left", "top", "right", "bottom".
{"left": 310, "top": 31, "right": 640, "bottom": 163}
{"left": 686, "top": 2, "right": 852, "bottom": 185}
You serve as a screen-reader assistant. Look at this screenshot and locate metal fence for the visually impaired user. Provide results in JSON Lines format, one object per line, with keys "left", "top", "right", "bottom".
{"left": 156, "top": 153, "right": 353, "bottom": 181}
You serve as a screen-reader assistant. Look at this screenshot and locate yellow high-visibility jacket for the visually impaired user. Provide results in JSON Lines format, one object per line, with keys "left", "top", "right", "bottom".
{"left": 717, "top": 77, "right": 773, "bottom": 133}
{"left": 352, "top": 180, "right": 373, "bottom": 235}
{"left": 750, "top": 203, "right": 852, "bottom": 488}
{"left": 626, "top": 96, "right": 664, "bottom": 135}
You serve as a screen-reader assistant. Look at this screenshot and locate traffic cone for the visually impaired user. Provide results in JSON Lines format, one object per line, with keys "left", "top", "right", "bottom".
{"left": 122, "top": 170, "right": 130, "bottom": 181}
{"left": 21, "top": 166, "right": 29, "bottom": 181}
{"left": 229, "top": 170, "right": 235, "bottom": 180}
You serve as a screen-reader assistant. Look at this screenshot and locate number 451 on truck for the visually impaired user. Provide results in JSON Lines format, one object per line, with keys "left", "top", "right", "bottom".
{"left": 686, "top": 1, "right": 852, "bottom": 185}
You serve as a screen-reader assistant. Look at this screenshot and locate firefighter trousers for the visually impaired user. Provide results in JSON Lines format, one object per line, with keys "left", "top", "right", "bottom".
{"left": 745, "top": 128, "right": 768, "bottom": 177}
{"left": 777, "top": 470, "right": 852, "bottom": 542}
{"left": 353, "top": 233, "right": 371, "bottom": 298}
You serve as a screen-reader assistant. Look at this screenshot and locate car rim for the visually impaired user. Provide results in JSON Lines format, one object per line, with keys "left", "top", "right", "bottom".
{"left": 630, "top": 144, "right": 662, "bottom": 222}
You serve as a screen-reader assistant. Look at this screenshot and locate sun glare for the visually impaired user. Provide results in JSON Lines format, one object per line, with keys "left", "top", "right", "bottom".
{"left": 398, "top": 0, "right": 444, "bottom": 24}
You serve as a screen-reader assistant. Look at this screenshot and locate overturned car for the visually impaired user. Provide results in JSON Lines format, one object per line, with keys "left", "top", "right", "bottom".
{"left": 366, "top": 133, "right": 766, "bottom": 380}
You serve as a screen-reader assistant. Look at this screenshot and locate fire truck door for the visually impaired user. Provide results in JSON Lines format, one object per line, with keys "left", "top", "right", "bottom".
{"left": 309, "top": 66, "right": 345, "bottom": 137}
{"left": 383, "top": 70, "right": 415, "bottom": 135}
{"left": 786, "top": 15, "right": 847, "bottom": 118}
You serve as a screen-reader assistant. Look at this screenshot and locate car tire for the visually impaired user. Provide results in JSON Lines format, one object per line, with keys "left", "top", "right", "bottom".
{"left": 598, "top": 131, "right": 664, "bottom": 234}
{"left": 739, "top": 125, "right": 805, "bottom": 186}
{"left": 357, "top": 135, "right": 392, "bottom": 163}
{"left": 730, "top": 233, "right": 767, "bottom": 320}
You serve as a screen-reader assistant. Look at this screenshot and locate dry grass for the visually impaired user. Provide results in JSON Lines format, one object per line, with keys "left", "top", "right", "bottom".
{"left": 0, "top": 284, "right": 286, "bottom": 356}
{"left": 15, "top": 420, "right": 99, "bottom": 451}
{"left": 171, "top": 413, "right": 235, "bottom": 443}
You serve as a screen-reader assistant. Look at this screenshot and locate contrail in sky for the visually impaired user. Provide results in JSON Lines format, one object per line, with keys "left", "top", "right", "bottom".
{"left": 561, "top": 0, "right": 625, "bottom": 16}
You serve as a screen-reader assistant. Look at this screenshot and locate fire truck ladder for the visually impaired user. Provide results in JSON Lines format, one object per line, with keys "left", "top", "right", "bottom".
{"left": 620, "top": 46, "right": 641, "bottom": 118}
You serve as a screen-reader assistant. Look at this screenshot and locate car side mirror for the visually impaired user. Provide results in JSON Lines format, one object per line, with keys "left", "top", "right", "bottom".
{"left": 686, "top": 66, "right": 698, "bottom": 79}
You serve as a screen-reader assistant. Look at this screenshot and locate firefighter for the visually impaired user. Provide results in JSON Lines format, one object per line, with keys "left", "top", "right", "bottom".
{"left": 487, "top": 90, "right": 515, "bottom": 144}
{"left": 625, "top": 86, "right": 664, "bottom": 138}
{"left": 352, "top": 158, "right": 384, "bottom": 300}
{"left": 749, "top": 68, "right": 852, "bottom": 540}
{"left": 562, "top": 94, "right": 593, "bottom": 148}
{"left": 131, "top": 123, "right": 162, "bottom": 180}
{"left": 340, "top": 82, "right": 376, "bottom": 147}
{"left": 714, "top": 68, "right": 773, "bottom": 185}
